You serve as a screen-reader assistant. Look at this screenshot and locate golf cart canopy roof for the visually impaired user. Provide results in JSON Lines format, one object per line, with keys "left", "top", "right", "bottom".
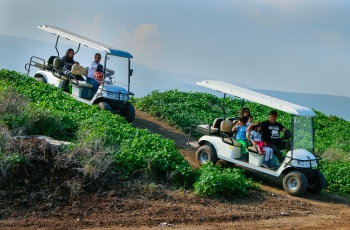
{"left": 197, "top": 80, "right": 316, "bottom": 117}
{"left": 38, "top": 25, "right": 133, "bottom": 58}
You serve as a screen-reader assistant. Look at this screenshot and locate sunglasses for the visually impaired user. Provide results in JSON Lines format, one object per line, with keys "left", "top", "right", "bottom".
{"left": 244, "top": 110, "right": 250, "bottom": 113}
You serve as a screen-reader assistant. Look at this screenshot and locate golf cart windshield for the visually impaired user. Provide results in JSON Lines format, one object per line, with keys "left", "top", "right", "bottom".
{"left": 292, "top": 116, "right": 314, "bottom": 152}
{"left": 103, "top": 55, "right": 130, "bottom": 90}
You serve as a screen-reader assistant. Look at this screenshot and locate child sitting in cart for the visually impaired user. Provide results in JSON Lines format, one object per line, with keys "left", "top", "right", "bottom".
{"left": 250, "top": 122, "right": 273, "bottom": 168}
{"left": 232, "top": 116, "right": 249, "bottom": 161}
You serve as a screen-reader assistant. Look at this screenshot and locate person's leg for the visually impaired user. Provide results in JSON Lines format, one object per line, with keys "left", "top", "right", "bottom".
{"left": 278, "top": 141, "right": 290, "bottom": 151}
{"left": 237, "top": 139, "right": 247, "bottom": 160}
{"left": 87, "top": 77, "right": 100, "bottom": 93}
{"left": 257, "top": 142, "right": 264, "bottom": 153}
{"left": 262, "top": 147, "right": 270, "bottom": 162}
{"left": 237, "top": 139, "right": 247, "bottom": 154}
{"left": 267, "top": 143, "right": 284, "bottom": 163}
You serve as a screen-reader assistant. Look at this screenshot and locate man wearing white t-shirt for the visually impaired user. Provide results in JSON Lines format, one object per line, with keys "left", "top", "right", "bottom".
{"left": 87, "top": 53, "right": 102, "bottom": 93}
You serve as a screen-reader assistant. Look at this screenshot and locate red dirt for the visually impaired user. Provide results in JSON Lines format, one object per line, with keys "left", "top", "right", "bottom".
{"left": 1, "top": 109, "right": 350, "bottom": 230}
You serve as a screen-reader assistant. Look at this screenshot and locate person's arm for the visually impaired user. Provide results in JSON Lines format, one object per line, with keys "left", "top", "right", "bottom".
{"left": 232, "top": 124, "right": 239, "bottom": 132}
{"left": 279, "top": 122, "right": 286, "bottom": 132}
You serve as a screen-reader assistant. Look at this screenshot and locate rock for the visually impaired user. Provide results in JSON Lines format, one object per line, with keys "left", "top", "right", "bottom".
{"left": 160, "top": 222, "right": 173, "bottom": 226}
{"left": 280, "top": 212, "right": 290, "bottom": 216}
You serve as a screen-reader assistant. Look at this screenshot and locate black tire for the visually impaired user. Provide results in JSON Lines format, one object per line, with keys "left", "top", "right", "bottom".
{"left": 283, "top": 170, "right": 308, "bottom": 196}
{"left": 35, "top": 76, "right": 47, "bottom": 83}
{"left": 307, "top": 171, "right": 326, "bottom": 194}
{"left": 123, "top": 103, "right": 135, "bottom": 123}
{"left": 196, "top": 144, "right": 218, "bottom": 166}
{"left": 98, "top": 101, "right": 111, "bottom": 111}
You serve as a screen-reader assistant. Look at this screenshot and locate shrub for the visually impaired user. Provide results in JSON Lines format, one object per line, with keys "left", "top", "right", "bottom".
{"left": 0, "top": 69, "right": 194, "bottom": 187}
{"left": 321, "top": 160, "right": 350, "bottom": 195}
{"left": 193, "top": 163, "right": 257, "bottom": 197}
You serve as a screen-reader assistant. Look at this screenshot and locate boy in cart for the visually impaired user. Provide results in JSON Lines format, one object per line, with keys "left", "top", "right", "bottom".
{"left": 232, "top": 116, "right": 249, "bottom": 161}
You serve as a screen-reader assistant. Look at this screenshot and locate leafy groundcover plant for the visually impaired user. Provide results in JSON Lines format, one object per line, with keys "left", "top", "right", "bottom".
{"left": 0, "top": 69, "right": 255, "bottom": 198}
{"left": 137, "top": 89, "right": 350, "bottom": 195}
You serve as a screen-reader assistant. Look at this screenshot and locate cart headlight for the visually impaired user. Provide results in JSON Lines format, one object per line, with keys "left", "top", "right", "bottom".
{"left": 297, "top": 160, "right": 305, "bottom": 166}
{"left": 104, "top": 92, "right": 119, "bottom": 100}
{"left": 120, "top": 94, "right": 128, "bottom": 101}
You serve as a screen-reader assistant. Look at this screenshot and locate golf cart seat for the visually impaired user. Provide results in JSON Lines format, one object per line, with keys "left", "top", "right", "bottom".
{"left": 31, "top": 55, "right": 57, "bottom": 71}
{"left": 226, "top": 117, "right": 238, "bottom": 122}
{"left": 70, "top": 65, "right": 93, "bottom": 88}
{"left": 46, "top": 56, "right": 57, "bottom": 70}
{"left": 220, "top": 120, "right": 241, "bottom": 146}
{"left": 52, "top": 58, "right": 69, "bottom": 81}
{"left": 196, "top": 118, "right": 223, "bottom": 135}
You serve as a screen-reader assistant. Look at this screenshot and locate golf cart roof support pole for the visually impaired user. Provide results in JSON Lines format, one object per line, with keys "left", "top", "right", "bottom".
{"left": 55, "top": 35, "right": 60, "bottom": 57}
{"left": 291, "top": 116, "right": 294, "bottom": 159}
{"left": 128, "top": 58, "right": 131, "bottom": 92}
{"left": 222, "top": 93, "right": 227, "bottom": 119}
{"left": 75, "top": 43, "right": 81, "bottom": 55}
{"left": 311, "top": 117, "right": 315, "bottom": 154}
{"left": 239, "top": 99, "right": 245, "bottom": 116}
{"left": 102, "top": 53, "right": 108, "bottom": 87}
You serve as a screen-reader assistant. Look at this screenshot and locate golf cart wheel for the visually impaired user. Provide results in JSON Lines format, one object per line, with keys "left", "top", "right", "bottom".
{"left": 98, "top": 101, "right": 111, "bottom": 111}
{"left": 34, "top": 74, "right": 47, "bottom": 83}
{"left": 123, "top": 103, "right": 135, "bottom": 123}
{"left": 283, "top": 170, "right": 308, "bottom": 196}
{"left": 307, "top": 171, "right": 326, "bottom": 194}
{"left": 196, "top": 144, "right": 218, "bottom": 166}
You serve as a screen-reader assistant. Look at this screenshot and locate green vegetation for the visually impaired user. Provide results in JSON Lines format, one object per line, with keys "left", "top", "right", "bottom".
{"left": 194, "top": 163, "right": 256, "bottom": 197}
{"left": 0, "top": 70, "right": 190, "bottom": 192}
{"left": 0, "top": 69, "right": 256, "bottom": 199}
{"left": 136, "top": 89, "right": 350, "bottom": 195}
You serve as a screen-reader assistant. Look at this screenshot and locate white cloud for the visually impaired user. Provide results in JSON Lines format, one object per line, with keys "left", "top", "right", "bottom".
{"left": 120, "top": 23, "right": 162, "bottom": 64}
{"left": 76, "top": 14, "right": 102, "bottom": 41}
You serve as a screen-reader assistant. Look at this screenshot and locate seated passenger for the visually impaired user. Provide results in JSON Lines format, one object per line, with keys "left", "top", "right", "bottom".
{"left": 240, "top": 107, "right": 253, "bottom": 129}
{"left": 61, "top": 48, "right": 82, "bottom": 80}
{"left": 93, "top": 64, "right": 104, "bottom": 85}
{"left": 261, "top": 110, "right": 290, "bottom": 163}
{"left": 246, "top": 115, "right": 253, "bottom": 126}
{"left": 250, "top": 122, "right": 273, "bottom": 168}
{"left": 232, "top": 116, "right": 249, "bottom": 161}
{"left": 87, "top": 53, "right": 102, "bottom": 93}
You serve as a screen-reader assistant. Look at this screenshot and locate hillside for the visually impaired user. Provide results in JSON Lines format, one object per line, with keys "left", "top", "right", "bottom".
{"left": 1, "top": 70, "right": 350, "bottom": 229}
{"left": 1, "top": 108, "right": 350, "bottom": 229}
{"left": 1, "top": 34, "right": 349, "bottom": 121}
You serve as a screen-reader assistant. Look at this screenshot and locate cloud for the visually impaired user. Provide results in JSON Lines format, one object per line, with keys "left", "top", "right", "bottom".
{"left": 75, "top": 14, "right": 102, "bottom": 41}
{"left": 121, "top": 23, "right": 162, "bottom": 64}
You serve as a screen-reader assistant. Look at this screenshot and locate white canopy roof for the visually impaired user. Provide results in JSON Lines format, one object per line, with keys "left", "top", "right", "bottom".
{"left": 38, "top": 25, "right": 133, "bottom": 58}
{"left": 197, "top": 80, "right": 316, "bottom": 117}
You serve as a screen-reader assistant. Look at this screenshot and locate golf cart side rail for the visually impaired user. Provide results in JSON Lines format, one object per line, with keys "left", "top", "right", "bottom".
{"left": 38, "top": 25, "right": 133, "bottom": 58}
{"left": 197, "top": 80, "right": 316, "bottom": 117}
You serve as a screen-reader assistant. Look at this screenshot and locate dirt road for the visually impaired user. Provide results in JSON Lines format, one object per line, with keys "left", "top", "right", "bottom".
{"left": 1, "top": 109, "right": 350, "bottom": 230}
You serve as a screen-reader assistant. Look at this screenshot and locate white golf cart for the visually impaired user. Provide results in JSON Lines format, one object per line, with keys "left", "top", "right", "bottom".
{"left": 25, "top": 25, "right": 135, "bottom": 122}
{"left": 187, "top": 80, "right": 325, "bottom": 196}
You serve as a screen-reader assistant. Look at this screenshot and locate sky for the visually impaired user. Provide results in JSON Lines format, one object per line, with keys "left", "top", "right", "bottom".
{"left": 1, "top": 0, "right": 350, "bottom": 97}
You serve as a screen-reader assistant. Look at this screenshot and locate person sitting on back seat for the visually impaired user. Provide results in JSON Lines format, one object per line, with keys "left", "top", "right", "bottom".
{"left": 61, "top": 48, "right": 81, "bottom": 79}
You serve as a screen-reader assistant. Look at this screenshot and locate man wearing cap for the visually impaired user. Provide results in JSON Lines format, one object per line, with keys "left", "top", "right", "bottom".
{"left": 260, "top": 110, "right": 288, "bottom": 163}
